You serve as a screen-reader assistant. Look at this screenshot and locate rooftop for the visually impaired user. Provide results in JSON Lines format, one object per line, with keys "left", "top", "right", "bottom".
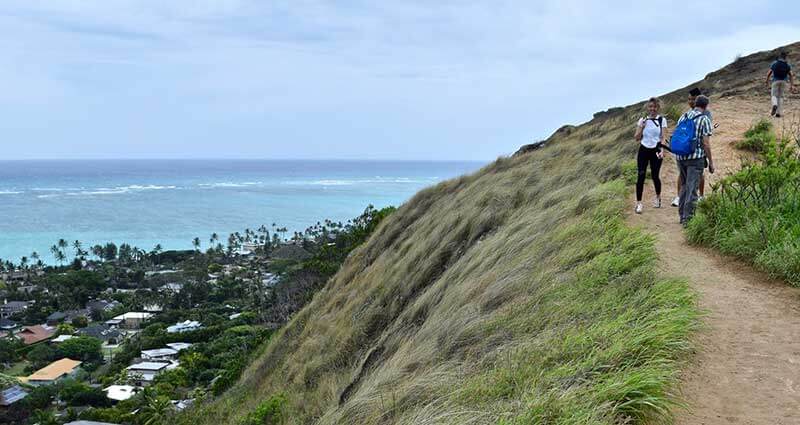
{"left": 18, "top": 325, "right": 56, "bottom": 345}
{"left": 113, "top": 312, "right": 154, "bottom": 320}
{"left": 0, "top": 385, "right": 28, "bottom": 406}
{"left": 127, "top": 361, "right": 170, "bottom": 371}
{"left": 26, "top": 358, "right": 82, "bottom": 382}
{"left": 104, "top": 384, "right": 138, "bottom": 401}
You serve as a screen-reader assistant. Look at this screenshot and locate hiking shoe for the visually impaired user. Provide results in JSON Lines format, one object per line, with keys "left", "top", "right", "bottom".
{"left": 772, "top": 105, "right": 778, "bottom": 116}
{"left": 776, "top": 114, "right": 782, "bottom": 118}
{"left": 653, "top": 198, "right": 662, "bottom": 208}
{"left": 635, "top": 202, "right": 643, "bottom": 214}
{"left": 671, "top": 196, "right": 680, "bottom": 207}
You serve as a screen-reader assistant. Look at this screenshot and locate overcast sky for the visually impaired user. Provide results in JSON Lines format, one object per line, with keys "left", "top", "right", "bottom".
{"left": 2, "top": 1, "right": 799, "bottom": 161}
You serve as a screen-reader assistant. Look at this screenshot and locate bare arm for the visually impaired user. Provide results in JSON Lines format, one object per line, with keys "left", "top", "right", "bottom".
{"left": 766, "top": 69, "right": 773, "bottom": 87}
{"left": 634, "top": 119, "right": 644, "bottom": 141}
{"left": 703, "top": 135, "right": 714, "bottom": 174}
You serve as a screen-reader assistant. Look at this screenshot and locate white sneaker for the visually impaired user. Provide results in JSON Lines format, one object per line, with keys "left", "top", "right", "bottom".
{"left": 671, "top": 196, "right": 680, "bottom": 207}
{"left": 635, "top": 202, "right": 643, "bottom": 214}
{"left": 653, "top": 198, "right": 662, "bottom": 208}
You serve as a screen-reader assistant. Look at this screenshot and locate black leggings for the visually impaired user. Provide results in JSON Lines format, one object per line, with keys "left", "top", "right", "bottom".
{"left": 636, "top": 145, "right": 662, "bottom": 201}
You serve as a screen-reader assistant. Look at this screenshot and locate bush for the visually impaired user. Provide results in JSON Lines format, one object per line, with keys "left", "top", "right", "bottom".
{"left": 735, "top": 119, "right": 774, "bottom": 152}
{"left": 687, "top": 136, "right": 800, "bottom": 284}
{"left": 239, "top": 394, "right": 287, "bottom": 425}
{"left": 664, "top": 104, "right": 683, "bottom": 124}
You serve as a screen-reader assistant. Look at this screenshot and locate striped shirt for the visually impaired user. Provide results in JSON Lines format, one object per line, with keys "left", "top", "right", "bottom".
{"left": 675, "top": 109, "right": 712, "bottom": 161}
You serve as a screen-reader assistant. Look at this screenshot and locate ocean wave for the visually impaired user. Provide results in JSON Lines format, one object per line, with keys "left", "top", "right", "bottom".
{"left": 284, "top": 178, "right": 435, "bottom": 186}
{"left": 0, "top": 190, "right": 22, "bottom": 195}
{"left": 198, "top": 182, "right": 261, "bottom": 188}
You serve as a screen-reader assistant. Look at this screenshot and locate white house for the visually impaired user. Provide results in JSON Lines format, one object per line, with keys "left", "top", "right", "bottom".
{"left": 165, "top": 342, "right": 192, "bottom": 352}
{"left": 140, "top": 348, "right": 178, "bottom": 361}
{"left": 126, "top": 362, "right": 170, "bottom": 384}
{"left": 167, "top": 320, "right": 202, "bottom": 333}
{"left": 106, "top": 312, "right": 153, "bottom": 329}
{"left": 104, "top": 384, "right": 139, "bottom": 402}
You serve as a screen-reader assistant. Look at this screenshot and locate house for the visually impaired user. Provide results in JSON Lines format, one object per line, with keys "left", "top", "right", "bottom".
{"left": 77, "top": 324, "right": 121, "bottom": 345}
{"left": 166, "top": 320, "right": 202, "bottom": 333}
{"left": 0, "top": 300, "right": 29, "bottom": 318}
{"left": 229, "top": 312, "right": 243, "bottom": 320}
{"left": 104, "top": 385, "right": 139, "bottom": 402}
{"left": 0, "top": 318, "right": 18, "bottom": 332}
{"left": 23, "top": 358, "right": 82, "bottom": 386}
{"left": 86, "top": 299, "right": 122, "bottom": 314}
{"left": 165, "top": 342, "right": 192, "bottom": 352}
{"left": 143, "top": 304, "right": 163, "bottom": 313}
{"left": 140, "top": 348, "right": 178, "bottom": 361}
{"left": 16, "top": 325, "right": 56, "bottom": 345}
{"left": 50, "top": 335, "right": 74, "bottom": 344}
{"left": 46, "top": 311, "right": 68, "bottom": 326}
{"left": 126, "top": 362, "right": 171, "bottom": 384}
{"left": 106, "top": 312, "right": 153, "bottom": 329}
{"left": 0, "top": 385, "right": 28, "bottom": 407}
{"left": 17, "top": 284, "right": 41, "bottom": 294}
{"left": 159, "top": 282, "right": 183, "bottom": 293}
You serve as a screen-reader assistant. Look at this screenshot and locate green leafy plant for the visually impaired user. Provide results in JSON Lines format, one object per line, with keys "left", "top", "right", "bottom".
{"left": 687, "top": 136, "right": 800, "bottom": 284}
{"left": 735, "top": 119, "right": 775, "bottom": 152}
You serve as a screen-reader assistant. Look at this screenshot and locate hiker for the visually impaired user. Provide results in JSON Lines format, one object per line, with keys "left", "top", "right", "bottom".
{"left": 671, "top": 88, "right": 709, "bottom": 207}
{"left": 633, "top": 97, "right": 666, "bottom": 214}
{"left": 766, "top": 51, "right": 794, "bottom": 118}
{"left": 672, "top": 95, "right": 714, "bottom": 225}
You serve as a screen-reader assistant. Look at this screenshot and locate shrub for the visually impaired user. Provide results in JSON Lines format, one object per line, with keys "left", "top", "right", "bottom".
{"left": 239, "top": 394, "right": 287, "bottom": 425}
{"left": 735, "top": 119, "right": 774, "bottom": 152}
{"left": 687, "top": 136, "right": 800, "bottom": 284}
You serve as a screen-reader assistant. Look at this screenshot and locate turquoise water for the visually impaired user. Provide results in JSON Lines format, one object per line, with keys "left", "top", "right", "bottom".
{"left": 0, "top": 160, "right": 483, "bottom": 264}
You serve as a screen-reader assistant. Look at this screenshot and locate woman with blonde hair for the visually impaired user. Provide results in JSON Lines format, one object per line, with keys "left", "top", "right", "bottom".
{"left": 633, "top": 97, "right": 667, "bottom": 214}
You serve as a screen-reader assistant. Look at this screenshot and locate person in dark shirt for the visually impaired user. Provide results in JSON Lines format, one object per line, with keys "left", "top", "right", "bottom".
{"left": 766, "top": 51, "right": 795, "bottom": 118}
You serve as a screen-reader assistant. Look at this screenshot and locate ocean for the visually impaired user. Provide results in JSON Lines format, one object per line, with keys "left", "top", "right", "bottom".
{"left": 0, "top": 160, "right": 484, "bottom": 264}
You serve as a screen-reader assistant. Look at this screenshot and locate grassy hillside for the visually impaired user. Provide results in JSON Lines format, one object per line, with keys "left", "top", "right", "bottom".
{"left": 178, "top": 81, "right": 708, "bottom": 424}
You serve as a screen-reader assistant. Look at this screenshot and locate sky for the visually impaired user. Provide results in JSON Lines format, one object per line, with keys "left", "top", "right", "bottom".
{"left": 1, "top": 1, "right": 799, "bottom": 161}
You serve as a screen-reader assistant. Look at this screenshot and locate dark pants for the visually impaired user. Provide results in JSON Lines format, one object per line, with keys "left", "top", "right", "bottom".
{"left": 678, "top": 158, "right": 705, "bottom": 224}
{"left": 636, "top": 145, "right": 662, "bottom": 201}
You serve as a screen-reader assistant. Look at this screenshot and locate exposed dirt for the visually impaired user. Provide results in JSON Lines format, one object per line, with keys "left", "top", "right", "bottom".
{"left": 627, "top": 93, "right": 800, "bottom": 424}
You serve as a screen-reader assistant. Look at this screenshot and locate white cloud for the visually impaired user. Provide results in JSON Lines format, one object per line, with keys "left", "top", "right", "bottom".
{"left": 0, "top": 1, "right": 798, "bottom": 159}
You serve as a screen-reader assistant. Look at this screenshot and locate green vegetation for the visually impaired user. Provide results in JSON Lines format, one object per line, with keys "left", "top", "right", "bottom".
{"left": 734, "top": 119, "right": 774, "bottom": 152}
{"left": 664, "top": 103, "right": 684, "bottom": 124}
{"left": 687, "top": 135, "right": 800, "bottom": 285}
{"left": 183, "top": 103, "right": 699, "bottom": 424}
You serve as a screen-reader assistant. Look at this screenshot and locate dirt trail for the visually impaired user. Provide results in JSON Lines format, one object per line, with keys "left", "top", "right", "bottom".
{"left": 627, "top": 94, "right": 800, "bottom": 424}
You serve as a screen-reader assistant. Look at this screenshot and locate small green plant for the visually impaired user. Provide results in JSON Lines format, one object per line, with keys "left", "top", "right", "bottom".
{"left": 735, "top": 119, "right": 774, "bottom": 152}
{"left": 239, "top": 394, "right": 287, "bottom": 425}
{"left": 622, "top": 160, "right": 638, "bottom": 186}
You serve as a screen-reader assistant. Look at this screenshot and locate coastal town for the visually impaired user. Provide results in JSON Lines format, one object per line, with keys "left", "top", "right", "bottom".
{"left": 0, "top": 205, "right": 393, "bottom": 424}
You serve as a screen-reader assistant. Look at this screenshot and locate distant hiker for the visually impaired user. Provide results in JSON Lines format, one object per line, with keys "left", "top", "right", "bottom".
{"left": 633, "top": 97, "right": 666, "bottom": 214}
{"left": 766, "top": 51, "right": 794, "bottom": 118}
{"left": 671, "top": 88, "right": 710, "bottom": 208}
{"left": 672, "top": 95, "right": 714, "bottom": 226}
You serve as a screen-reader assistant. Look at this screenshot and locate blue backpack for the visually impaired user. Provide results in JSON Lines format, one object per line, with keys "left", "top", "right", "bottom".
{"left": 670, "top": 113, "right": 701, "bottom": 156}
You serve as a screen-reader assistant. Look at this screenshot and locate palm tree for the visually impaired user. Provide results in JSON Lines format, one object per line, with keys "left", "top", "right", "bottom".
{"left": 140, "top": 391, "right": 172, "bottom": 425}
{"left": 57, "top": 238, "right": 68, "bottom": 252}
{"left": 192, "top": 237, "right": 201, "bottom": 252}
{"left": 91, "top": 244, "right": 104, "bottom": 261}
{"left": 210, "top": 232, "right": 218, "bottom": 246}
{"left": 31, "top": 409, "right": 58, "bottom": 425}
{"left": 72, "top": 240, "right": 83, "bottom": 260}
{"left": 50, "top": 244, "right": 64, "bottom": 266}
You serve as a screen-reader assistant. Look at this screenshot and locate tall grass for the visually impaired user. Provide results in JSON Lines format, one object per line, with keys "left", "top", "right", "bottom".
{"left": 687, "top": 134, "right": 800, "bottom": 284}
{"left": 181, "top": 96, "right": 699, "bottom": 425}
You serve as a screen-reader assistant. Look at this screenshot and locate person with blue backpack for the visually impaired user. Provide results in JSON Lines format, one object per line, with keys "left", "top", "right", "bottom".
{"left": 671, "top": 94, "right": 715, "bottom": 226}
{"left": 766, "top": 51, "right": 795, "bottom": 118}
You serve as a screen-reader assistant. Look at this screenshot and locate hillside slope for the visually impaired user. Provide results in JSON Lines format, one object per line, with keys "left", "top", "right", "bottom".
{"left": 183, "top": 43, "right": 798, "bottom": 425}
